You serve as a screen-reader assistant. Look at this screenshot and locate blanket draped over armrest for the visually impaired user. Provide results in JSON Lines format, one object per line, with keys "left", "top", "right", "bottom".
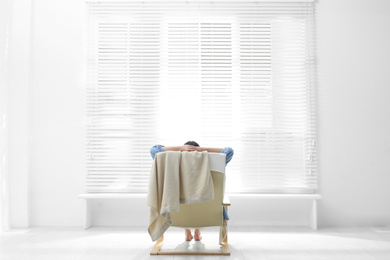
{"left": 147, "top": 151, "right": 214, "bottom": 241}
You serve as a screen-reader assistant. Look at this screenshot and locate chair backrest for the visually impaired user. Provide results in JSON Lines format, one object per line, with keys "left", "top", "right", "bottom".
{"left": 170, "top": 152, "right": 226, "bottom": 228}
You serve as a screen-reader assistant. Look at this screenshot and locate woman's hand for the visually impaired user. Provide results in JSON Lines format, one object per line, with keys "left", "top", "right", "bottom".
{"left": 180, "top": 145, "right": 198, "bottom": 152}
{"left": 195, "top": 147, "right": 206, "bottom": 152}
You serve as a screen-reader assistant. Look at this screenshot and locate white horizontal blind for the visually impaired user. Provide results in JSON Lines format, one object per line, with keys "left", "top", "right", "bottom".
{"left": 85, "top": 1, "right": 317, "bottom": 193}
{"left": 85, "top": 4, "right": 161, "bottom": 192}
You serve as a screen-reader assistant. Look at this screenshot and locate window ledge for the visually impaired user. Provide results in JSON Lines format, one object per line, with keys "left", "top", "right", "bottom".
{"left": 78, "top": 193, "right": 321, "bottom": 200}
{"left": 78, "top": 193, "right": 146, "bottom": 199}
{"left": 226, "top": 193, "right": 322, "bottom": 199}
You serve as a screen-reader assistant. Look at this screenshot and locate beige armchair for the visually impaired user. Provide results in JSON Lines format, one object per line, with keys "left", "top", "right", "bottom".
{"left": 150, "top": 153, "right": 231, "bottom": 255}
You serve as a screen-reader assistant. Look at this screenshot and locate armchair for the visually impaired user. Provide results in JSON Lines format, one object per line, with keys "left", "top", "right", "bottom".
{"left": 150, "top": 152, "right": 230, "bottom": 255}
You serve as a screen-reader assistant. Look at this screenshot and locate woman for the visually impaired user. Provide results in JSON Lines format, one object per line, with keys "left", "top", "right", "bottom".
{"left": 150, "top": 141, "right": 233, "bottom": 241}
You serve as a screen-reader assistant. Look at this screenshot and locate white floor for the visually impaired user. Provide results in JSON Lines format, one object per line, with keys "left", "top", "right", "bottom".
{"left": 1, "top": 226, "right": 390, "bottom": 260}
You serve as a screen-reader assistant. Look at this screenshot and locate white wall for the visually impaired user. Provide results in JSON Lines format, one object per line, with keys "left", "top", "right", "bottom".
{"left": 28, "top": 0, "right": 86, "bottom": 226}
{"left": 4, "top": 0, "right": 390, "bottom": 228}
{"left": 0, "top": 0, "right": 12, "bottom": 231}
{"left": 316, "top": 0, "right": 390, "bottom": 227}
{"left": 6, "top": 0, "right": 33, "bottom": 228}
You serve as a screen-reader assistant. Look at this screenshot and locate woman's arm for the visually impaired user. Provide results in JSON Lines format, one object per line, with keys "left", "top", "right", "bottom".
{"left": 150, "top": 145, "right": 198, "bottom": 159}
{"left": 196, "top": 147, "right": 224, "bottom": 153}
{"left": 163, "top": 145, "right": 198, "bottom": 152}
{"left": 150, "top": 145, "right": 165, "bottom": 159}
{"left": 151, "top": 144, "right": 233, "bottom": 165}
{"left": 221, "top": 147, "right": 234, "bottom": 165}
{"left": 197, "top": 147, "right": 234, "bottom": 165}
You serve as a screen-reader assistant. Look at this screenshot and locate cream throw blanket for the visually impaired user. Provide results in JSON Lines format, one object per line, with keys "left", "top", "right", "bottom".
{"left": 147, "top": 151, "right": 214, "bottom": 241}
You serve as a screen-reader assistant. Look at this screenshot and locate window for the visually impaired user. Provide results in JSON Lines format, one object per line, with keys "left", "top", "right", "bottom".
{"left": 85, "top": 1, "right": 317, "bottom": 193}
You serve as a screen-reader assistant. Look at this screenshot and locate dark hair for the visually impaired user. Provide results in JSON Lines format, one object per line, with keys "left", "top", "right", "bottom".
{"left": 184, "top": 141, "right": 200, "bottom": 147}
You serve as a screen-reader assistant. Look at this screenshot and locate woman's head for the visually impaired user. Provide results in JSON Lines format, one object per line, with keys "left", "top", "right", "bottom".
{"left": 184, "top": 141, "right": 200, "bottom": 147}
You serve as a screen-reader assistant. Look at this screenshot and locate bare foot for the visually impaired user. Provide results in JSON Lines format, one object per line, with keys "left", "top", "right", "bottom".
{"left": 194, "top": 229, "right": 202, "bottom": 241}
{"left": 185, "top": 229, "right": 193, "bottom": 241}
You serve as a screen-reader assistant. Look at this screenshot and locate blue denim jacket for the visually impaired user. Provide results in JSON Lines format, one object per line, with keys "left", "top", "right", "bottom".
{"left": 149, "top": 144, "right": 234, "bottom": 220}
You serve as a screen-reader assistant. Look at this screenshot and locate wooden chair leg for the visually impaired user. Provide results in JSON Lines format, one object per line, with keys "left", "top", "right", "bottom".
{"left": 150, "top": 235, "right": 164, "bottom": 255}
{"left": 220, "top": 204, "right": 230, "bottom": 255}
{"left": 221, "top": 225, "right": 230, "bottom": 255}
{"left": 221, "top": 242, "right": 230, "bottom": 256}
{"left": 152, "top": 203, "right": 231, "bottom": 255}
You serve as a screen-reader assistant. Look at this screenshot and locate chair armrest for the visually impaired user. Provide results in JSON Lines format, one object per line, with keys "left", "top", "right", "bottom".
{"left": 223, "top": 195, "right": 231, "bottom": 206}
